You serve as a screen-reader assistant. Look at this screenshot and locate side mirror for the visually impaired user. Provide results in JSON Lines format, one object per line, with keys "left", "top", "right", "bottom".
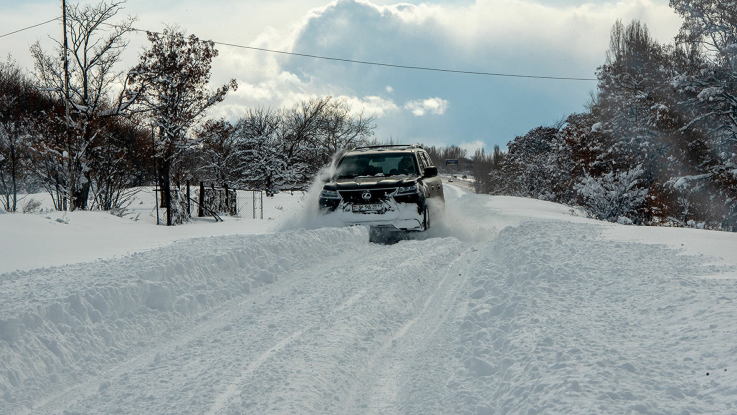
{"left": 319, "top": 172, "right": 331, "bottom": 182}
{"left": 424, "top": 166, "right": 438, "bottom": 178}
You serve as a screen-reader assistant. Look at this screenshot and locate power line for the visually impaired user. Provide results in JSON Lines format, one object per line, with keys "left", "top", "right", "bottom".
{"left": 0, "top": 17, "right": 60, "bottom": 39}
{"left": 123, "top": 25, "right": 597, "bottom": 82}
{"left": 5, "top": 17, "right": 598, "bottom": 82}
{"left": 214, "top": 42, "right": 598, "bottom": 81}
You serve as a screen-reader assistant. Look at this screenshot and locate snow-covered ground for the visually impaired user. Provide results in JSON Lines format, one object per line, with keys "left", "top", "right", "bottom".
{"left": 1, "top": 184, "right": 737, "bottom": 414}
{"left": 0, "top": 188, "right": 299, "bottom": 274}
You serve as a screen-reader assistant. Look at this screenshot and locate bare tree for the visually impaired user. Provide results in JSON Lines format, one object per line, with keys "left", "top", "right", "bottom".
{"left": 227, "top": 98, "right": 375, "bottom": 194}
{"left": 0, "top": 59, "right": 31, "bottom": 212}
{"left": 30, "top": 0, "right": 137, "bottom": 210}
{"left": 316, "top": 97, "right": 375, "bottom": 159}
{"left": 128, "top": 27, "right": 236, "bottom": 225}
{"left": 424, "top": 145, "right": 469, "bottom": 171}
{"left": 196, "top": 119, "right": 241, "bottom": 188}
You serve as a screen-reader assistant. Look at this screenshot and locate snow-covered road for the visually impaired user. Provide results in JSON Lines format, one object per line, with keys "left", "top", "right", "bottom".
{"left": 2, "top": 185, "right": 737, "bottom": 414}
{"left": 27, "top": 231, "right": 474, "bottom": 414}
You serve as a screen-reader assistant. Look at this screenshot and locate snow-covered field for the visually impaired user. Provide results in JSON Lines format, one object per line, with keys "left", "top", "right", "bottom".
{"left": 1, "top": 184, "right": 737, "bottom": 414}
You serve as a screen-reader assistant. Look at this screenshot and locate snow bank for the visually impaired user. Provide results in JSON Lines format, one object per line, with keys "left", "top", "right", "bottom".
{"left": 0, "top": 189, "right": 304, "bottom": 274}
{"left": 450, "top": 221, "right": 736, "bottom": 414}
{"left": 0, "top": 226, "right": 368, "bottom": 410}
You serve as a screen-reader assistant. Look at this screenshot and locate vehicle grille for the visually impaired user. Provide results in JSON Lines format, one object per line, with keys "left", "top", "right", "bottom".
{"left": 338, "top": 189, "right": 395, "bottom": 204}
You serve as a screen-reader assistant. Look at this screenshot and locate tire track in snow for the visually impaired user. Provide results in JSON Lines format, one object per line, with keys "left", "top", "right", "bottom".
{"left": 444, "top": 183, "right": 468, "bottom": 198}
{"left": 205, "top": 329, "right": 305, "bottom": 415}
{"left": 341, "top": 245, "right": 479, "bottom": 414}
{"left": 4, "top": 227, "right": 369, "bottom": 414}
{"left": 27, "top": 294, "right": 264, "bottom": 415}
{"left": 29, "top": 235, "right": 375, "bottom": 415}
{"left": 25, "top": 196, "right": 481, "bottom": 414}
{"left": 205, "top": 237, "right": 469, "bottom": 414}
{"left": 205, "top": 288, "right": 367, "bottom": 414}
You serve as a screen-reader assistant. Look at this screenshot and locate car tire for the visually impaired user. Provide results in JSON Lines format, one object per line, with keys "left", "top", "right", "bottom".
{"left": 423, "top": 205, "right": 431, "bottom": 231}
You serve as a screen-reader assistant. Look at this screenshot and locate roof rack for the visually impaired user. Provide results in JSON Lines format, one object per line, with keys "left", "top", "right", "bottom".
{"left": 352, "top": 144, "right": 423, "bottom": 151}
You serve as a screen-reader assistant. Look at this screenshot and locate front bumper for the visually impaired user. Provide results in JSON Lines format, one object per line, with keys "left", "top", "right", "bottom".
{"left": 319, "top": 196, "right": 425, "bottom": 231}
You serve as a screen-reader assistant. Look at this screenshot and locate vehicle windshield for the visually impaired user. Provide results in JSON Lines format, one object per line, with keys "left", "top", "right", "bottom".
{"left": 336, "top": 153, "right": 418, "bottom": 178}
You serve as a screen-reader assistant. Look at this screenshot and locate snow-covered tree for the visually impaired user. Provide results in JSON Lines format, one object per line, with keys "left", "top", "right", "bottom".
{"left": 669, "top": 0, "right": 737, "bottom": 228}
{"left": 498, "top": 126, "right": 560, "bottom": 199}
{"left": 576, "top": 166, "right": 649, "bottom": 222}
{"left": 596, "top": 20, "right": 674, "bottom": 172}
{"left": 127, "top": 27, "right": 236, "bottom": 225}
{"left": 30, "top": 0, "right": 138, "bottom": 211}
{"left": 196, "top": 119, "right": 242, "bottom": 189}
{"left": 225, "top": 98, "right": 375, "bottom": 195}
{"left": 588, "top": 19, "right": 713, "bottom": 223}
{"left": 233, "top": 107, "right": 300, "bottom": 195}
{"left": 0, "top": 60, "right": 41, "bottom": 212}
{"left": 86, "top": 116, "right": 149, "bottom": 210}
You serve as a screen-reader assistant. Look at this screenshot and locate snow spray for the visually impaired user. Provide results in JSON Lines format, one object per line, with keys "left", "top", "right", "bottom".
{"left": 278, "top": 153, "right": 350, "bottom": 231}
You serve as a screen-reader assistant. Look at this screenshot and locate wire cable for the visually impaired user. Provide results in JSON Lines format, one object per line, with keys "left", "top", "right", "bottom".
{"left": 0, "top": 17, "right": 60, "bottom": 39}
{"left": 125, "top": 25, "right": 597, "bottom": 81}
{"left": 6, "top": 17, "right": 598, "bottom": 81}
{"left": 214, "top": 42, "right": 597, "bottom": 81}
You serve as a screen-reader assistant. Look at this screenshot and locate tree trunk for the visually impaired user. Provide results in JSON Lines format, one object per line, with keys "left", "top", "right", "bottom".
{"left": 223, "top": 183, "right": 229, "bottom": 215}
{"left": 164, "top": 176, "right": 172, "bottom": 226}
{"left": 73, "top": 178, "right": 90, "bottom": 210}
{"left": 162, "top": 140, "right": 173, "bottom": 226}
{"left": 164, "top": 174, "right": 172, "bottom": 226}
{"left": 78, "top": 173, "right": 91, "bottom": 210}
{"left": 158, "top": 158, "right": 172, "bottom": 226}
{"left": 0, "top": 171, "right": 10, "bottom": 212}
{"left": 10, "top": 142, "right": 17, "bottom": 212}
{"left": 198, "top": 181, "right": 204, "bottom": 217}
{"left": 67, "top": 155, "right": 74, "bottom": 213}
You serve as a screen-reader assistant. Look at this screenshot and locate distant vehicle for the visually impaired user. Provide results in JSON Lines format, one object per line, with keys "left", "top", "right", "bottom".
{"left": 462, "top": 175, "right": 467, "bottom": 179}
{"left": 448, "top": 177, "right": 454, "bottom": 182}
{"left": 318, "top": 145, "right": 444, "bottom": 236}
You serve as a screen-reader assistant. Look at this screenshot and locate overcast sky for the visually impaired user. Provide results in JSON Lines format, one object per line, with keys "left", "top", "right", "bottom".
{"left": 1, "top": 0, "right": 684, "bottom": 151}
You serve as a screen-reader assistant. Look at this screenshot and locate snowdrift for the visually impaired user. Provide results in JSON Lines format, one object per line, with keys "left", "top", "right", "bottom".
{"left": 450, "top": 221, "right": 736, "bottom": 414}
{"left": 0, "top": 227, "right": 368, "bottom": 409}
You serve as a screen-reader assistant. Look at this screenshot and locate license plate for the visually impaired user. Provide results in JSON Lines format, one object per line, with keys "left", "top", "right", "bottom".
{"left": 352, "top": 203, "right": 383, "bottom": 212}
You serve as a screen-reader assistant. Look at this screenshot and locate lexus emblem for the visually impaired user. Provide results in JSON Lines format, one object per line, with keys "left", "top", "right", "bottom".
{"left": 361, "top": 191, "right": 372, "bottom": 200}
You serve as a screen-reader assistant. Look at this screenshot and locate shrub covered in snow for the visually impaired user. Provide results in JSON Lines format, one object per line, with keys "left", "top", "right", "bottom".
{"left": 576, "top": 166, "right": 648, "bottom": 222}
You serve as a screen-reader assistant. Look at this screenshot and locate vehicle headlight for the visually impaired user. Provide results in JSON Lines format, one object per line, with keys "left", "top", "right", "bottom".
{"left": 396, "top": 184, "right": 419, "bottom": 195}
{"left": 320, "top": 189, "right": 340, "bottom": 199}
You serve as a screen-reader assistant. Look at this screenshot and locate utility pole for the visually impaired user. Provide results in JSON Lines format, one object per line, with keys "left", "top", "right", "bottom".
{"left": 152, "top": 123, "right": 159, "bottom": 225}
{"left": 62, "top": 0, "right": 72, "bottom": 212}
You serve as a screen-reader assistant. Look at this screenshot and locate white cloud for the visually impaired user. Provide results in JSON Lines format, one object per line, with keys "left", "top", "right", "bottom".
{"left": 258, "top": 0, "right": 684, "bottom": 144}
{"left": 21, "top": 0, "right": 677, "bottom": 145}
{"left": 336, "top": 95, "right": 400, "bottom": 118}
{"left": 202, "top": 0, "right": 684, "bottom": 143}
{"left": 286, "top": 0, "right": 681, "bottom": 77}
{"left": 459, "top": 140, "right": 487, "bottom": 155}
{"left": 404, "top": 97, "right": 449, "bottom": 116}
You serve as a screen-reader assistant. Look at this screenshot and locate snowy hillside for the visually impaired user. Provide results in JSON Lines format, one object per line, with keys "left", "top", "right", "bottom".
{"left": 1, "top": 184, "right": 736, "bottom": 414}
